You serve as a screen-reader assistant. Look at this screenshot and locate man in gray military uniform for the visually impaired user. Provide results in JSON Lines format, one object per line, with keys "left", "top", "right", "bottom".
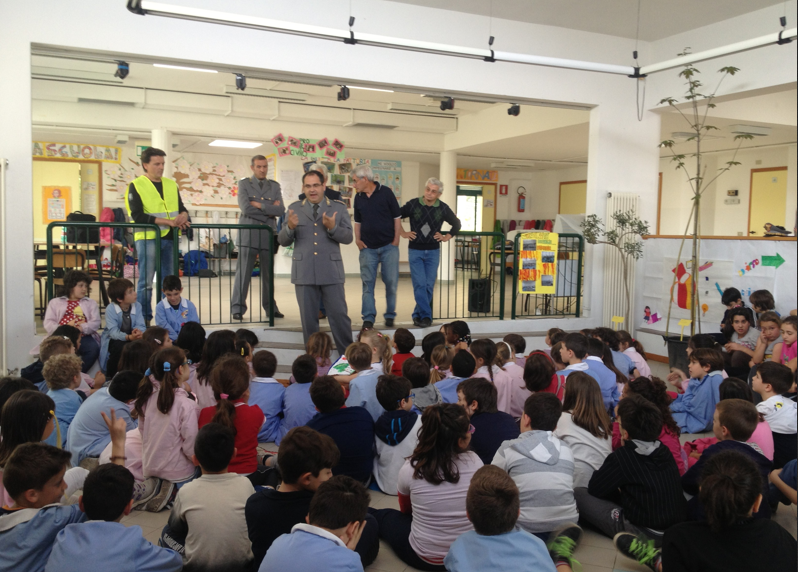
{"left": 278, "top": 170, "right": 354, "bottom": 353}
{"left": 231, "top": 154, "right": 285, "bottom": 320}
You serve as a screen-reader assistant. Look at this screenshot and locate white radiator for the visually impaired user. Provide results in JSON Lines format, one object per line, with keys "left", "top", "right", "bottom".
{"left": 602, "top": 192, "right": 640, "bottom": 328}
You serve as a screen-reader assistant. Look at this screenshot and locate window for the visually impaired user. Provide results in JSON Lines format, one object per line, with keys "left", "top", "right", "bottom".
{"left": 456, "top": 186, "right": 483, "bottom": 232}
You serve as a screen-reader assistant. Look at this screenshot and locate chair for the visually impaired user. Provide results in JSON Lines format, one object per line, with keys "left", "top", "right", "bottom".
{"left": 35, "top": 249, "right": 87, "bottom": 311}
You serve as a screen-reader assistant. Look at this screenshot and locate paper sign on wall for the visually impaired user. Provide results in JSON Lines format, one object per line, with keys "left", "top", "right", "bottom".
{"left": 42, "top": 186, "right": 71, "bottom": 223}
{"left": 517, "top": 232, "right": 559, "bottom": 294}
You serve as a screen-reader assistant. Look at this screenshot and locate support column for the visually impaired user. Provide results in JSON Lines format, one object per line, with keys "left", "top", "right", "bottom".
{"left": 151, "top": 128, "right": 173, "bottom": 178}
{"left": 439, "top": 151, "right": 457, "bottom": 283}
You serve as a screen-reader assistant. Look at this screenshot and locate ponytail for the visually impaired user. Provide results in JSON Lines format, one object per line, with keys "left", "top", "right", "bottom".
{"left": 135, "top": 347, "right": 186, "bottom": 417}
{"left": 699, "top": 451, "right": 763, "bottom": 532}
{"left": 429, "top": 345, "right": 453, "bottom": 384}
{"left": 470, "top": 339, "right": 497, "bottom": 383}
{"left": 410, "top": 403, "right": 470, "bottom": 485}
{"left": 618, "top": 330, "right": 647, "bottom": 361}
{"left": 209, "top": 355, "right": 251, "bottom": 434}
{"left": 360, "top": 330, "right": 393, "bottom": 373}
{"left": 495, "top": 342, "right": 513, "bottom": 369}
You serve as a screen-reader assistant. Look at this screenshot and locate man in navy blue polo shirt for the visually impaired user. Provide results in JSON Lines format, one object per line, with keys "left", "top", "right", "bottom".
{"left": 352, "top": 165, "right": 401, "bottom": 329}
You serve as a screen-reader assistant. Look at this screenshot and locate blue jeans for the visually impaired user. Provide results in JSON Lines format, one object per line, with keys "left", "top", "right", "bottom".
{"left": 78, "top": 334, "right": 100, "bottom": 373}
{"left": 407, "top": 248, "right": 440, "bottom": 321}
{"left": 134, "top": 238, "right": 174, "bottom": 320}
{"left": 359, "top": 244, "right": 399, "bottom": 323}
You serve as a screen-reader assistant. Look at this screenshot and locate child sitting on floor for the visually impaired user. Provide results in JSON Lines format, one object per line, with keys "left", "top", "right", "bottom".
{"left": 306, "top": 331, "right": 334, "bottom": 377}
{"left": 308, "top": 376, "right": 374, "bottom": 484}
{"left": 344, "top": 343, "right": 384, "bottom": 422}
{"left": 445, "top": 465, "right": 580, "bottom": 572}
{"left": 373, "top": 374, "right": 421, "bottom": 495}
{"left": 496, "top": 341, "right": 529, "bottom": 419}
{"left": 199, "top": 356, "right": 265, "bottom": 484}
{"left": 492, "top": 393, "right": 578, "bottom": 540}
{"left": 750, "top": 289, "right": 778, "bottom": 325}
{"left": 750, "top": 311, "right": 783, "bottom": 366}
{"left": 402, "top": 357, "right": 442, "bottom": 412}
{"left": 721, "top": 307, "right": 759, "bottom": 379}
{"left": 42, "top": 354, "right": 85, "bottom": 449}
{"left": 666, "top": 334, "right": 727, "bottom": 395}
{"left": 45, "top": 464, "right": 182, "bottom": 572}
{"left": 100, "top": 278, "right": 145, "bottom": 378}
{"left": 161, "top": 423, "right": 255, "bottom": 572}
{"left": 434, "top": 350, "right": 475, "bottom": 404}
{"left": 248, "top": 350, "right": 284, "bottom": 444}
{"left": 155, "top": 275, "right": 199, "bottom": 341}
{"left": 779, "top": 315, "right": 797, "bottom": 373}
{"left": 457, "top": 378, "right": 519, "bottom": 466}
{"left": 753, "top": 362, "right": 797, "bottom": 469}
{"left": 359, "top": 329, "right": 393, "bottom": 375}
{"left": 194, "top": 329, "right": 236, "bottom": 408}
{"left": 428, "top": 345, "right": 453, "bottom": 384}
{"left": 391, "top": 328, "right": 416, "bottom": 376}
{"left": 279, "top": 354, "right": 320, "bottom": 443}
{"left": 470, "top": 339, "right": 515, "bottom": 416}
{"left": 578, "top": 395, "right": 686, "bottom": 543}
{"left": 260, "top": 476, "right": 371, "bottom": 572}
{"left": 615, "top": 451, "right": 797, "bottom": 572}
{"left": 617, "top": 331, "right": 651, "bottom": 379}
{"left": 523, "top": 351, "right": 565, "bottom": 402}
{"left": 503, "top": 333, "right": 527, "bottom": 367}
{"left": 720, "top": 287, "right": 755, "bottom": 331}
{"left": 670, "top": 348, "right": 724, "bottom": 433}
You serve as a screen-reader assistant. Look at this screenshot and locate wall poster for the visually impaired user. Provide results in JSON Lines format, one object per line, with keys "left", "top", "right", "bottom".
{"left": 517, "top": 231, "right": 559, "bottom": 294}
{"left": 42, "top": 186, "right": 71, "bottom": 223}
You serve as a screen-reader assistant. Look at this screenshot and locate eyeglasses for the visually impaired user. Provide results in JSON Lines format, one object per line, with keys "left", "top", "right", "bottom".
{"left": 467, "top": 424, "right": 475, "bottom": 435}
{"left": 398, "top": 393, "right": 415, "bottom": 403}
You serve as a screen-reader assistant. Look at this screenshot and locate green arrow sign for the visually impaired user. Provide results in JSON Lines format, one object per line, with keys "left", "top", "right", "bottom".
{"left": 761, "top": 253, "right": 785, "bottom": 268}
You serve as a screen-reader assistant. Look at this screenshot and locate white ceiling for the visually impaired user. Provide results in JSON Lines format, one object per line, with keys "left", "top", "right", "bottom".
{"left": 387, "top": 0, "right": 789, "bottom": 41}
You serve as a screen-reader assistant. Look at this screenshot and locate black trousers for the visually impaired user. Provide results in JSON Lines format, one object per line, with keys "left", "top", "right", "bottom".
{"left": 369, "top": 507, "right": 446, "bottom": 571}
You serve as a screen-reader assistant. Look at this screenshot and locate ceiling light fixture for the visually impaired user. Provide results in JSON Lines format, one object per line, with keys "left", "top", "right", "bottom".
{"left": 507, "top": 104, "right": 520, "bottom": 116}
{"left": 208, "top": 139, "right": 262, "bottom": 148}
{"left": 349, "top": 86, "right": 394, "bottom": 93}
{"left": 439, "top": 97, "right": 455, "bottom": 111}
{"left": 153, "top": 63, "right": 218, "bottom": 73}
{"left": 337, "top": 86, "right": 350, "bottom": 101}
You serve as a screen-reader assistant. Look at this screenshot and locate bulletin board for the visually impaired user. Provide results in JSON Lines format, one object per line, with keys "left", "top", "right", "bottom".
{"left": 638, "top": 237, "right": 797, "bottom": 332}
{"left": 42, "top": 186, "right": 71, "bottom": 223}
{"left": 517, "top": 231, "right": 559, "bottom": 294}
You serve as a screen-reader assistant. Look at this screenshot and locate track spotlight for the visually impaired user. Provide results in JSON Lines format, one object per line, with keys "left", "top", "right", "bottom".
{"left": 507, "top": 104, "right": 520, "bottom": 116}
{"left": 337, "top": 85, "right": 350, "bottom": 101}
{"left": 439, "top": 97, "right": 455, "bottom": 111}
{"left": 235, "top": 73, "right": 246, "bottom": 91}
{"left": 114, "top": 61, "right": 130, "bottom": 80}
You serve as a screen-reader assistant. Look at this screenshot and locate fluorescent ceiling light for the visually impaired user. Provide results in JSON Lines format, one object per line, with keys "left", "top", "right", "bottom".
{"left": 349, "top": 86, "right": 394, "bottom": 93}
{"left": 208, "top": 139, "right": 262, "bottom": 148}
{"left": 154, "top": 63, "right": 218, "bottom": 73}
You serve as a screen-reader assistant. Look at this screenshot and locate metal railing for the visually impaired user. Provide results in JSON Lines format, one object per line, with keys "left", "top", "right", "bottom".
{"left": 511, "top": 233, "right": 584, "bottom": 319}
{"left": 173, "top": 224, "right": 275, "bottom": 328}
{"left": 45, "top": 221, "right": 162, "bottom": 309}
{"left": 433, "top": 231, "right": 506, "bottom": 320}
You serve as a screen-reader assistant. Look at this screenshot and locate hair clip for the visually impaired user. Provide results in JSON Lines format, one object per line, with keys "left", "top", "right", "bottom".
{"left": 434, "top": 366, "right": 439, "bottom": 370}
{"left": 144, "top": 368, "right": 151, "bottom": 376}
{"left": 163, "top": 362, "right": 171, "bottom": 372}
{"left": 154, "top": 338, "right": 163, "bottom": 345}
{"left": 49, "top": 410, "right": 55, "bottom": 417}
{"left": 241, "top": 348, "right": 245, "bottom": 356}
{"left": 220, "top": 393, "right": 229, "bottom": 400}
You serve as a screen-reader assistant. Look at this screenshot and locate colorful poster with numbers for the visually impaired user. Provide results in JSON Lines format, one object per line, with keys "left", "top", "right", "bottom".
{"left": 43, "top": 186, "right": 71, "bottom": 223}
{"left": 518, "top": 232, "right": 558, "bottom": 294}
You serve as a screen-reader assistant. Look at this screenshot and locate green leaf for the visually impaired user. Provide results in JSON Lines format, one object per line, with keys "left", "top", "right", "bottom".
{"left": 733, "top": 134, "right": 755, "bottom": 141}
{"left": 719, "top": 66, "right": 740, "bottom": 75}
{"left": 660, "top": 140, "right": 675, "bottom": 148}
{"left": 703, "top": 125, "right": 719, "bottom": 131}
{"left": 659, "top": 97, "right": 678, "bottom": 106}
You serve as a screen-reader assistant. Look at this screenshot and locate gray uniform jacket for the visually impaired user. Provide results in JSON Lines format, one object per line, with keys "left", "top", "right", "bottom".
{"left": 237, "top": 175, "right": 285, "bottom": 249}
{"left": 278, "top": 198, "right": 353, "bottom": 285}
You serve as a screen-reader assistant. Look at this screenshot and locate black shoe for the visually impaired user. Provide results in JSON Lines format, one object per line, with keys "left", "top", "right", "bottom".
{"left": 413, "top": 318, "right": 423, "bottom": 328}
{"left": 385, "top": 318, "right": 394, "bottom": 328}
{"left": 273, "top": 310, "right": 284, "bottom": 319}
{"left": 232, "top": 313, "right": 243, "bottom": 321}
{"left": 613, "top": 532, "right": 660, "bottom": 571}
{"left": 547, "top": 523, "right": 582, "bottom": 569}
{"left": 421, "top": 318, "right": 433, "bottom": 328}
{"left": 362, "top": 321, "right": 374, "bottom": 330}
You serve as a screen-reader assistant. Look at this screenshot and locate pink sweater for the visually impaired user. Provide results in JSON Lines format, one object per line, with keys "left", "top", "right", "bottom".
{"left": 623, "top": 348, "right": 651, "bottom": 379}
{"left": 500, "top": 361, "right": 531, "bottom": 419}
{"left": 138, "top": 379, "right": 199, "bottom": 481}
{"left": 474, "top": 365, "right": 517, "bottom": 416}
{"left": 43, "top": 296, "right": 101, "bottom": 339}
{"left": 613, "top": 422, "right": 686, "bottom": 475}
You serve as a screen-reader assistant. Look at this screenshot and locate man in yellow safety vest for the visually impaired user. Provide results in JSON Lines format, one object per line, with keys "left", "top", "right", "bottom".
{"left": 125, "top": 147, "right": 190, "bottom": 322}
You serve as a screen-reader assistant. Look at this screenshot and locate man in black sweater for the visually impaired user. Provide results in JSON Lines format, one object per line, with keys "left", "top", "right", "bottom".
{"left": 575, "top": 394, "right": 686, "bottom": 543}
{"left": 399, "top": 177, "right": 461, "bottom": 328}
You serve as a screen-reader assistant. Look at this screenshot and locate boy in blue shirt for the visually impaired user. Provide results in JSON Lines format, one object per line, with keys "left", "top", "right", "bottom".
{"left": 0, "top": 444, "right": 84, "bottom": 572}
{"left": 670, "top": 349, "right": 724, "bottom": 433}
{"left": 344, "top": 343, "right": 385, "bottom": 422}
{"left": 66, "top": 371, "right": 139, "bottom": 465}
{"left": 260, "top": 475, "right": 370, "bottom": 572}
{"left": 100, "top": 278, "right": 145, "bottom": 377}
{"left": 435, "top": 350, "right": 476, "bottom": 404}
{"left": 248, "top": 350, "right": 285, "bottom": 443}
{"left": 155, "top": 275, "right": 199, "bottom": 341}
{"left": 45, "top": 464, "right": 182, "bottom": 572}
{"left": 42, "top": 354, "right": 84, "bottom": 449}
{"left": 445, "top": 465, "right": 581, "bottom": 572}
{"left": 585, "top": 338, "right": 621, "bottom": 412}
{"left": 278, "top": 355, "right": 319, "bottom": 445}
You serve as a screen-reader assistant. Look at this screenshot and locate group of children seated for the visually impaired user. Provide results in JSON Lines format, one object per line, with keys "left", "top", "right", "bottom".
{"left": 0, "top": 275, "right": 796, "bottom": 571}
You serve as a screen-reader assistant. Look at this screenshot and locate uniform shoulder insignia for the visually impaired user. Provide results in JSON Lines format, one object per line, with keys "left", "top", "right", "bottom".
{"left": 301, "top": 199, "right": 307, "bottom": 206}
{"left": 332, "top": 199, "right": 347, "bottom": 206}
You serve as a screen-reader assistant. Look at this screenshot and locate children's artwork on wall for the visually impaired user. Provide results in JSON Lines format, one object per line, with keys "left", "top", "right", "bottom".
{"left": 42, "top": 186, "right": 71, "bottom": 223}
{"left": 517, "top": 232, "right": 559, "bottom": 295}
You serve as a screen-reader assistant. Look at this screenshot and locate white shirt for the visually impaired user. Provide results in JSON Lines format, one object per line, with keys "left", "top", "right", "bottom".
{"left": 554, "top": 412, "right": 612, "bottom": 488}
{"left": 756, "top": 394, "right": 797, "bottom": 434}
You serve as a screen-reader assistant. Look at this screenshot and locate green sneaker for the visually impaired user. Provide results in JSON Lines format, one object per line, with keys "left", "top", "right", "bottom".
{"left": 547, "top": 523, "right": 582, "bottom": 570}
{"left": 613, "top": 532, "right": 661, "bottom": 571}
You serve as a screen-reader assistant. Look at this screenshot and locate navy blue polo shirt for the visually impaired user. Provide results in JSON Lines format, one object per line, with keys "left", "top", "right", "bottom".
{"left": 353, "top": 184, "right": 401, "bottom": 249}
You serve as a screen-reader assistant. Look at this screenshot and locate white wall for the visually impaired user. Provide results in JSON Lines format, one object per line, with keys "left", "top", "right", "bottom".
{"left": 490, "top": 166, "right": 589, "bottom": 223}
{"left": 1, "top": 0, "right": 795, "bottom": 369}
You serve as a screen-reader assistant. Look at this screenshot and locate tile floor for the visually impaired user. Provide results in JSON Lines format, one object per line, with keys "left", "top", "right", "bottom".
{"left": 121, "top": 361, "right": 798, "bottom": 572}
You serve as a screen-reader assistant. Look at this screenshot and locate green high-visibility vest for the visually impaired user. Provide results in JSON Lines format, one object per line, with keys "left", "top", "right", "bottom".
{"left": 126, "top": 175, "right": 180, "bottom": 241}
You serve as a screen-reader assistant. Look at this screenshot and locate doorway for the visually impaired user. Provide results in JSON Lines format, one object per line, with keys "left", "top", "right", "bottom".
{"left": 749, "top": 167, "right": 788, "bottom": 236}
{"left": 456, "top": 185, "right": 483, "bottom": 232}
